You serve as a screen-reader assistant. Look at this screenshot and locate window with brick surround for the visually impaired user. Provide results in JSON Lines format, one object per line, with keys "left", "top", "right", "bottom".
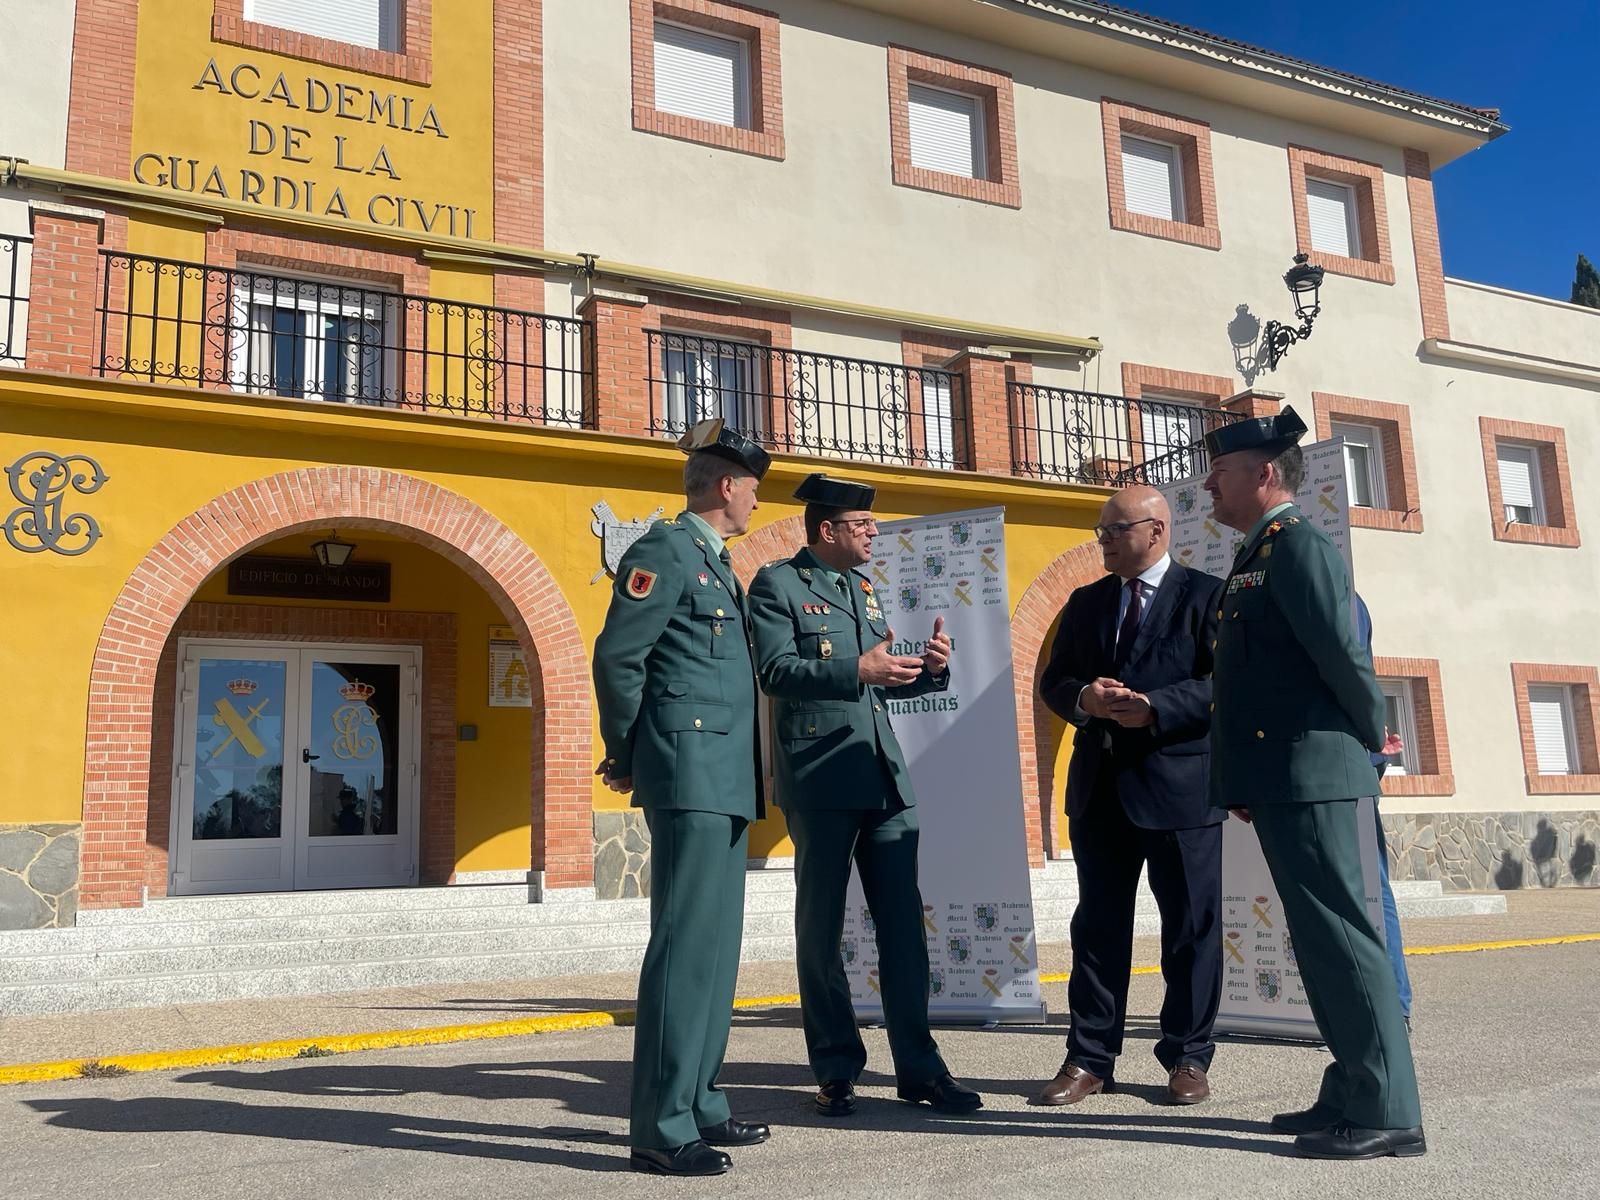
{"left": 1101, "top": 99, "right": 1219, "bottom": 250}
{"left": 1372, "top": 657, "right": 1454, "bottom": 797}
{"left": 1287, "top": 145, "right": 1393, "bottom": 285}
{"left": 888, "top": 45, "right": 1020, "bottom": 208}
{"left": 1478, "top": 417, "right": 1580, "bottom": 548}
{"left": 245, "top": 0, "right": 399, "bottom": 50}
{"left": 212, "top": 0, "right": 431, "bottom": 85}
{"left": 630, "top": 0, "right": 784, "bottom": 160}
{"left": 1511, "top": 664, "right": 1600, "bottom": 795}
{"left": 1313, "top": 393, "right": 1421, "bottom": 533}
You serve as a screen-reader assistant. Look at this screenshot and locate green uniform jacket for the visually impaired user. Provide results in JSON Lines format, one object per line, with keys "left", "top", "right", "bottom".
{"left": 748, "top": 548, "right": 948, "bottom": 812}
{"left": 1209, "top": 504, "right": 1385, "bottom": 808}
{"left": 593, "top": 515, "right": 763, "bottom": 820}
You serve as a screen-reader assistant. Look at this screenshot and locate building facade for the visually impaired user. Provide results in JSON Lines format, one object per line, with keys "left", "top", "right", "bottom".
{"left": 1, "top": 0, "right": 1596, "bottom": 932}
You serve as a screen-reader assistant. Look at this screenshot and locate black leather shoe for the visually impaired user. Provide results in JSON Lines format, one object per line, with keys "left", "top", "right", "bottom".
{"left": 1295, "top": 1123, "right": 1427, "bottom": 1160}
{"left": 697, "top": 1118, "right": 770, "bottom": 1147}
{"left": 897, "top": 1073, "right": 983, "bottom": 1114}
{"left": 629, "top": 1141, "right": 732, "bottom": 1176}
{"left": 1270, "top": 1103, "right": 1342, "bottom": 1135}
{"left": 814, "top": 1079, "right": 856, "bottom": 1117}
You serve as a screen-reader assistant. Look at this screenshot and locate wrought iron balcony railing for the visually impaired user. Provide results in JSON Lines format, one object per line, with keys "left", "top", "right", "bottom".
{"left": 1010, "top": 382, "right": 1243, "bottom": 486}
{"left": 0, "top": 233, "right": 30, "bottom": 367}
{"left": 645, "top": 330, "right": 969, "bottom": 471}
{"left": 93, "top": 249, "right": 592, "bottom": 426}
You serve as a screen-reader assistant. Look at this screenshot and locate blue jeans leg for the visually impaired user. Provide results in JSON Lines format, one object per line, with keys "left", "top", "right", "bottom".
{"left": 1374, "top": 802, "right": 1413, "bottom": 1018}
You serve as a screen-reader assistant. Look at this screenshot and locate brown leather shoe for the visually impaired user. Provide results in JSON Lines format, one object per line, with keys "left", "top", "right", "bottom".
{"left": 1166, "top": 1064, "right": 1211, "bottom": 1105}
{"left": 1030, "top": 1063, "right": 1113, "bottom": 1107}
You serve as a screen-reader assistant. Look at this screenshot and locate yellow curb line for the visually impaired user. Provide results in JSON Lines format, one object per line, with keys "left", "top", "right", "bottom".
{"left": 3, "top": 932, "right": 1594, "bottom": 1087}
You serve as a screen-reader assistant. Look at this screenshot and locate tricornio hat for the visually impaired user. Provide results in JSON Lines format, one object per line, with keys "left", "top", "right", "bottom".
{"left": 1202, "top": 404, "right": 1308, "bottom": 459}
{"left": 677, "top": 418, "right": 771, "bottom": 479}
{"left": 793, "top": 472, "right": 876, "bottom": 510}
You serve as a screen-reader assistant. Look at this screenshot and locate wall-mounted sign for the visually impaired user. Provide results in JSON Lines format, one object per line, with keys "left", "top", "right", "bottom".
{"left": 4, "top": 451, "right": 108, "bottom": 556}
{"left": 590, "top": 500, "right": 664, "bottom": 583}
{"left": 227, "top": 555, "right": 391, "bottom": 602}
{"left": 488, "top": 624, "right": 532, "bottom": 708}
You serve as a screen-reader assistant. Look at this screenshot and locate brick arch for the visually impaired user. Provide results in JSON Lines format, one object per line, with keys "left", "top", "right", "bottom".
{"left": 731, "top": 513, "right": 807, "bottom": 585}
{"left": 81, "top": 467, "right": 591, "bottom": 909}
{"left": 1012, "top": 540, "right": 1107, "bottom": 862}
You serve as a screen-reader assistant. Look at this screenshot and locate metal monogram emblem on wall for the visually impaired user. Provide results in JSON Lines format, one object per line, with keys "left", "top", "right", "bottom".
{"left": 590, "top": 500, "right": 664, "bottom": 583}
{"left": 4, "top": 452, "right": 109, "bottom": 556}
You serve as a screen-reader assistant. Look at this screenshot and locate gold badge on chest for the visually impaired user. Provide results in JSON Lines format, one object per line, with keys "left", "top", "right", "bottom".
{"left": 819, "top": 638, "right": 833, "bottom": 659}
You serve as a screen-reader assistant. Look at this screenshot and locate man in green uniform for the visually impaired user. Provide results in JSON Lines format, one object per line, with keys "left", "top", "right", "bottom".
{"left": 1202, "top": 406, "right": 1424, "bottom": 1160}
{"left": 748, "top": 473, "right": 982, "bottom": 1118}
{"left": 593, "top": 419, "right": 772, "bottom": 1177}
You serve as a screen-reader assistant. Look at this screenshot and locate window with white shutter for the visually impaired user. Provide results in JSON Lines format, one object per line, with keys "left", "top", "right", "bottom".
{"left": 1306, "top": 177, "right": 1361, "bottom": 258}
{"left": 1528, "top": 685, "right": 1578, "bottom": 775}
{"left": 1496, "top": 442, "right": 1546, "bottom": 525}
{"left": 244, "top": 0, "right": 400, "bottom": 50}
{"left": 1331, "top": 420, "right": 1388, "bottom": 509}
{"left": 907, "top": 84, "right": 985, "bottom": 179}
{"left": 653, "top": 21, "right": 750, "bottom": 129}
{"left": 1120, "top": 135, "right": 1184, "bottom": 222}
{"left": 1378, "top": 679, "right": 1418, "bottom": 775}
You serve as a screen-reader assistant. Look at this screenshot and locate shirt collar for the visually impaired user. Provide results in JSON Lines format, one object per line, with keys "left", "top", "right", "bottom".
{"left": 1122, "top": 553, "right": 1171, "bottom": 592}
{"left": 680, "top": 510, "right": 725, "bottom": 557}
{"left": 799, "top": 545, "right": 849, "bottom": 588}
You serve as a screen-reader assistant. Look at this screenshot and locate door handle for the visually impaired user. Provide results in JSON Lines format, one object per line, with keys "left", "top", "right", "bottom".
{"left": 303, "top": 749, "right": 320, "bottom": 763}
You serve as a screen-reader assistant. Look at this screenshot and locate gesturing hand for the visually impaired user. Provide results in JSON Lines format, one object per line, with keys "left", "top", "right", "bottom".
{"left": 921, "top": 616, "right": 952, "bottom": 676}
{"left": 859, "top": 627, "right": 924, "bottom": 687}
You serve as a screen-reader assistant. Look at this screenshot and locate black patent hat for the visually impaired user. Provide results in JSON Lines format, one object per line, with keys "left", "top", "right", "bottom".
{"left": 677, "top": 418, "right": 771, "bottom": 479}
{"left": 793, "top": 472, "right": 876, "bottom": 510}
{"left": 1202, "top": 404, "right": 1308, "bottom": 458}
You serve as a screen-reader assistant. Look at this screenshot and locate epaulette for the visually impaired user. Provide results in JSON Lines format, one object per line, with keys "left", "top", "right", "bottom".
{"left": 757, "top": 557, "right": 787, "bottom": 572}
{"left": 1264, "top": 515, "right": 1301, "bottom": 537}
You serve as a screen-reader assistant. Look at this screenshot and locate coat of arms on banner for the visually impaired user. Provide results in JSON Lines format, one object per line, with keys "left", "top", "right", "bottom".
{"left": 929, "top": 968, "right": 945, "bottom": 996}
{"left": 947, "top": 936, "right": 971, "bottom": 963}
{"left": 1282, "top": 931, "right": 1297, "bottom": 966}
{"left": 923, "top": 552, "right": 946, "bottom": 579}
{"left": 840, "top": 937, "right": 858, "bottom": 965}
{"left": 590, "top": 501, "right": 665, "bottom": 583}
{"left": 1256, "top": 968, "right": 1282, "bottom": 1002}
{"left": 949, "top": 521, "right": 971, "bottom": 546}
{"left": 860, "top": 906, "right": 876, "bottom": 935}
{"left": 899, "top": 584, "right": 921, "bottom": 611}
{"left": 973, "top": 903, "right": 998, "bottom": 931}
{"left": 1174, "top": 486, "right": 1198, "bottom": 515}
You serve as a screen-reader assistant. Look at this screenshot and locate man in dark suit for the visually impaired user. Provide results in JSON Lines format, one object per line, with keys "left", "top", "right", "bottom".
{"left": 1031, "top": 484, "right": 1225, "bottom": 1107}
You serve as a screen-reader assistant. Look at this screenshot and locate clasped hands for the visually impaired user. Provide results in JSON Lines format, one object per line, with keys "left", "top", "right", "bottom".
{"left": 1081, "top": 676, "right": 1154, "bottom": 728}
{"left": 859, "top": 617, "right": 951, "bottom": 687}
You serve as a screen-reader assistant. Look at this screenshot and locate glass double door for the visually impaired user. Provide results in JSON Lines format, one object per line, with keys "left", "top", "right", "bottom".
{"left": 172, "top": 641, "right": 420, "bottom": 895}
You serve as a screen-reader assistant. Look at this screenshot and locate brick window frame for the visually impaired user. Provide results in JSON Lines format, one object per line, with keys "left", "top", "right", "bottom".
{"left": 629, "top": 0, "right": 785, "bottom": 160}
{"left": 1100, "top": 98, "right": 1220, "bottom": 250}
{"left": 642, "top": 292, "right": 792, "bottom": 442}
{"left": 1313, "top": 392, "right": 1422, "bottom": 533}
{"left": 1288, "top": 144, "right": 1394, "bottom": 285}
{"left": 1119, "top": 363, "right": 1231, "bottom": 477}
{"left": 888, "top": 45, "right": 1020, "bottom": 209}
{"left": 1510, "top": 663, "right": 1600, "bottom": 795}
{"left": 1478, "top": 417, "right": 1580, "bottom": 548}
{"left": 212, "top": 0, "right": 434, "bottom": 85}
{"left": 1372, "top": 657, "right": 1454, "bottom": 797}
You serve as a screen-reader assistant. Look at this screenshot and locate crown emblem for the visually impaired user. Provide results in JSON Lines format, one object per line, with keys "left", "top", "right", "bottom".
{"left": 226, "top": 678, "right": 258, "bottom": 696}
{"left": 338, "top": 679, "right": 376, "bottom": 702}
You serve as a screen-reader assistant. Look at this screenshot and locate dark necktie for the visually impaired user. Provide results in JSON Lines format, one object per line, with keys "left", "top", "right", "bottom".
{"left": 720, "top": 548, "right": 741, "bottom": 604}
{"left": 1113, "top": 578, "right": 1143, "bottom": 671}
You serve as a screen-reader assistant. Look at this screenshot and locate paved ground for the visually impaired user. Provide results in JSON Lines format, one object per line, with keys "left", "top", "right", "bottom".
{"left": 1, "top": 891, "right": 1597, "bottom": 1198}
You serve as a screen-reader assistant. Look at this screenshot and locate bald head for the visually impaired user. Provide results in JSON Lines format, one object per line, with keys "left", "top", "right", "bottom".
{"left": 1096, "top": 484, "right": 1171, "bottom": 578}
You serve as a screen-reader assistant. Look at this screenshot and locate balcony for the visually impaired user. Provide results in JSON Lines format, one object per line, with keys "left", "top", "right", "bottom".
{"left": 0, "top": 234, "right": 28, "bottom": 367}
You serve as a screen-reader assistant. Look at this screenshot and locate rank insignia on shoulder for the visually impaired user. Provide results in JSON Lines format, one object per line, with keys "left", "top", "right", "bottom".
{"left": 1266, "top": 521, "right": 1282, "bottom": 535}
{"left": 625, "top": 567, "right": 658, "bottom": 599}
{"left": 798, "top": 567, "right": 813, "bottom": 580}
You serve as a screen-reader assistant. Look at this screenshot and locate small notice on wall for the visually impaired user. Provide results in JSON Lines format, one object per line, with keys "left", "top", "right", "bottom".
{"left": 488, "top": 625, "right": 532, "bottom": 708}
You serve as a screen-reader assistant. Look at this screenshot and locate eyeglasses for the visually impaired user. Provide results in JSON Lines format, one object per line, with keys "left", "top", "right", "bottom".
{"left": 828, "top": 517, "right": 878, "bottom": 532}
{"left": 1093, "top": 517, "right": 1158, "bottom": 541}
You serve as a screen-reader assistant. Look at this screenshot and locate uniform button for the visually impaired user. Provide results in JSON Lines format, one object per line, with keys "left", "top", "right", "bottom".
{"left": 1231, "top": 611, "right": 1239, "bottom": 619}
{"left": 694, "top": 718, "right": 703, "bottom": 729}
{"left": 1216, "top": 609, "right": 1223, "bottom": 619}
{"left": 715, "top": 608, "right": 725, "bottom": 617}
{"left": 1211, "top": 639, "right": 1217, "bottom": 649}
{"left": 874, "top": 705, "right": 882, "bottom": 712}
{"left": 1209, "top": 703, "right": 1215, "bottom": 713}
{"left": 820, "top": 625, "right": 828, "bottom": 632}
{"left": 1255, "top": 730, "right": 1265, "bottom": 739}
{"left": 807, "top": 725, "right": 816, "bottom": 734}
{"left": 715, "top": 580, "right": 723, "bottom": 589}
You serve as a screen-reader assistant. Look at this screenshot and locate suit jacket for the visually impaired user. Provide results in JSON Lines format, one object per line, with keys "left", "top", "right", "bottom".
{"left": 1040, "top": 560, "right": 1224, "bottom": 830}
{"left": 1208, "top": 504, "right": 1385, "bottom": 808}
{"left": 592, "top": 514, "right": 763, "bottom": 819}
{"left": 748, "top": 547, "right": 948, "bottom": 811}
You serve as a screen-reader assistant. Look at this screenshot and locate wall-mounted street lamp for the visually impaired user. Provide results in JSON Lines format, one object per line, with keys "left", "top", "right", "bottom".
{"left": 1230, "top": 254, "right": 1326, "bottom": 381}
{"left": 312, "top": 530, "right": 356, "bottom": 574}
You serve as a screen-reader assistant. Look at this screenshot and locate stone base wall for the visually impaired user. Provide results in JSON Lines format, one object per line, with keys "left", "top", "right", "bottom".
{"left": 1383, "top": 809, "right": 1599, "bottom": 891}
{"left": 0, "top": 823, "right": 82, "bottom": 929}
{"left": 593, "top": 810, "right": 651, "bottom": 900}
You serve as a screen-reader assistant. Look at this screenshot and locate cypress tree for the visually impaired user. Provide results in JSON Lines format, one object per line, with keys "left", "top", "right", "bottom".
{"left": 1573, "top": 254, "right": 1600, "bottom": 308}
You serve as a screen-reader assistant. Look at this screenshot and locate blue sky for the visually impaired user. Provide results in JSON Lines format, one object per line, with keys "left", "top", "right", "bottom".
{"left": 1126, "top": 1, "right": 1600, "bottom": 301}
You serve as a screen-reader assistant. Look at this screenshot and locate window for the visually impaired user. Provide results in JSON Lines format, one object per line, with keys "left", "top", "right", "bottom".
{"left": 658, "top": 331, "right": 765, "bottom": 435}
{"left": 1120, "top": 135, "right": 1184, "bottom": 222}
{"left": 1528, "top": 685, "right": 1578, "bottom": 776}
{"left": 231, "top": 272, "right": 396, "bottom": 404}
{"left": 243, "top": 0, "right": 399, "bottom": 50}
{"left": 1378, "top": 679, "right": 1419, "bottom": 775}
{"left": 1331, "top": 420, "right": 1388, "bottom": 509}
{"left": 919, "top": 370, "right": 955, "bottom": 470}
{"left": 653, "top": 21, "right": 750, "bottom": 129}
{"left": 907, "top": 84, "right": 985, "bottom": 178}
{"left": 1496, "top": 442, "right": 1546, "bottom": 526}
{"left": 1306, "top": 177, "right": 1361, "bottom": 258}
{"left": 1140, "top": 391, "right": 1208, "bottom": 482}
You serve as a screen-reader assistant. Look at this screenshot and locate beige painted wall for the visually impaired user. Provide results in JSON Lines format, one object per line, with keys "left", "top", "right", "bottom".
{"left": 1445, "top": 278, "right": 1600, "bottom": 367}
{"left": 0, "top": 0, "right": 75, "bottom": 234}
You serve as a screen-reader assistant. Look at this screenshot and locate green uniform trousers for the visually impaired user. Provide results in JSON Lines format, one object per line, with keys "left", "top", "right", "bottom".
{"left": 630, "top": 809, "right": 749, "bottom": 1150}
{"left": 788, "top": 803, "right": 944, "bottom": 1086}
{"left": 1251, "top": 800, "right": 1422, "bottom": 1129}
